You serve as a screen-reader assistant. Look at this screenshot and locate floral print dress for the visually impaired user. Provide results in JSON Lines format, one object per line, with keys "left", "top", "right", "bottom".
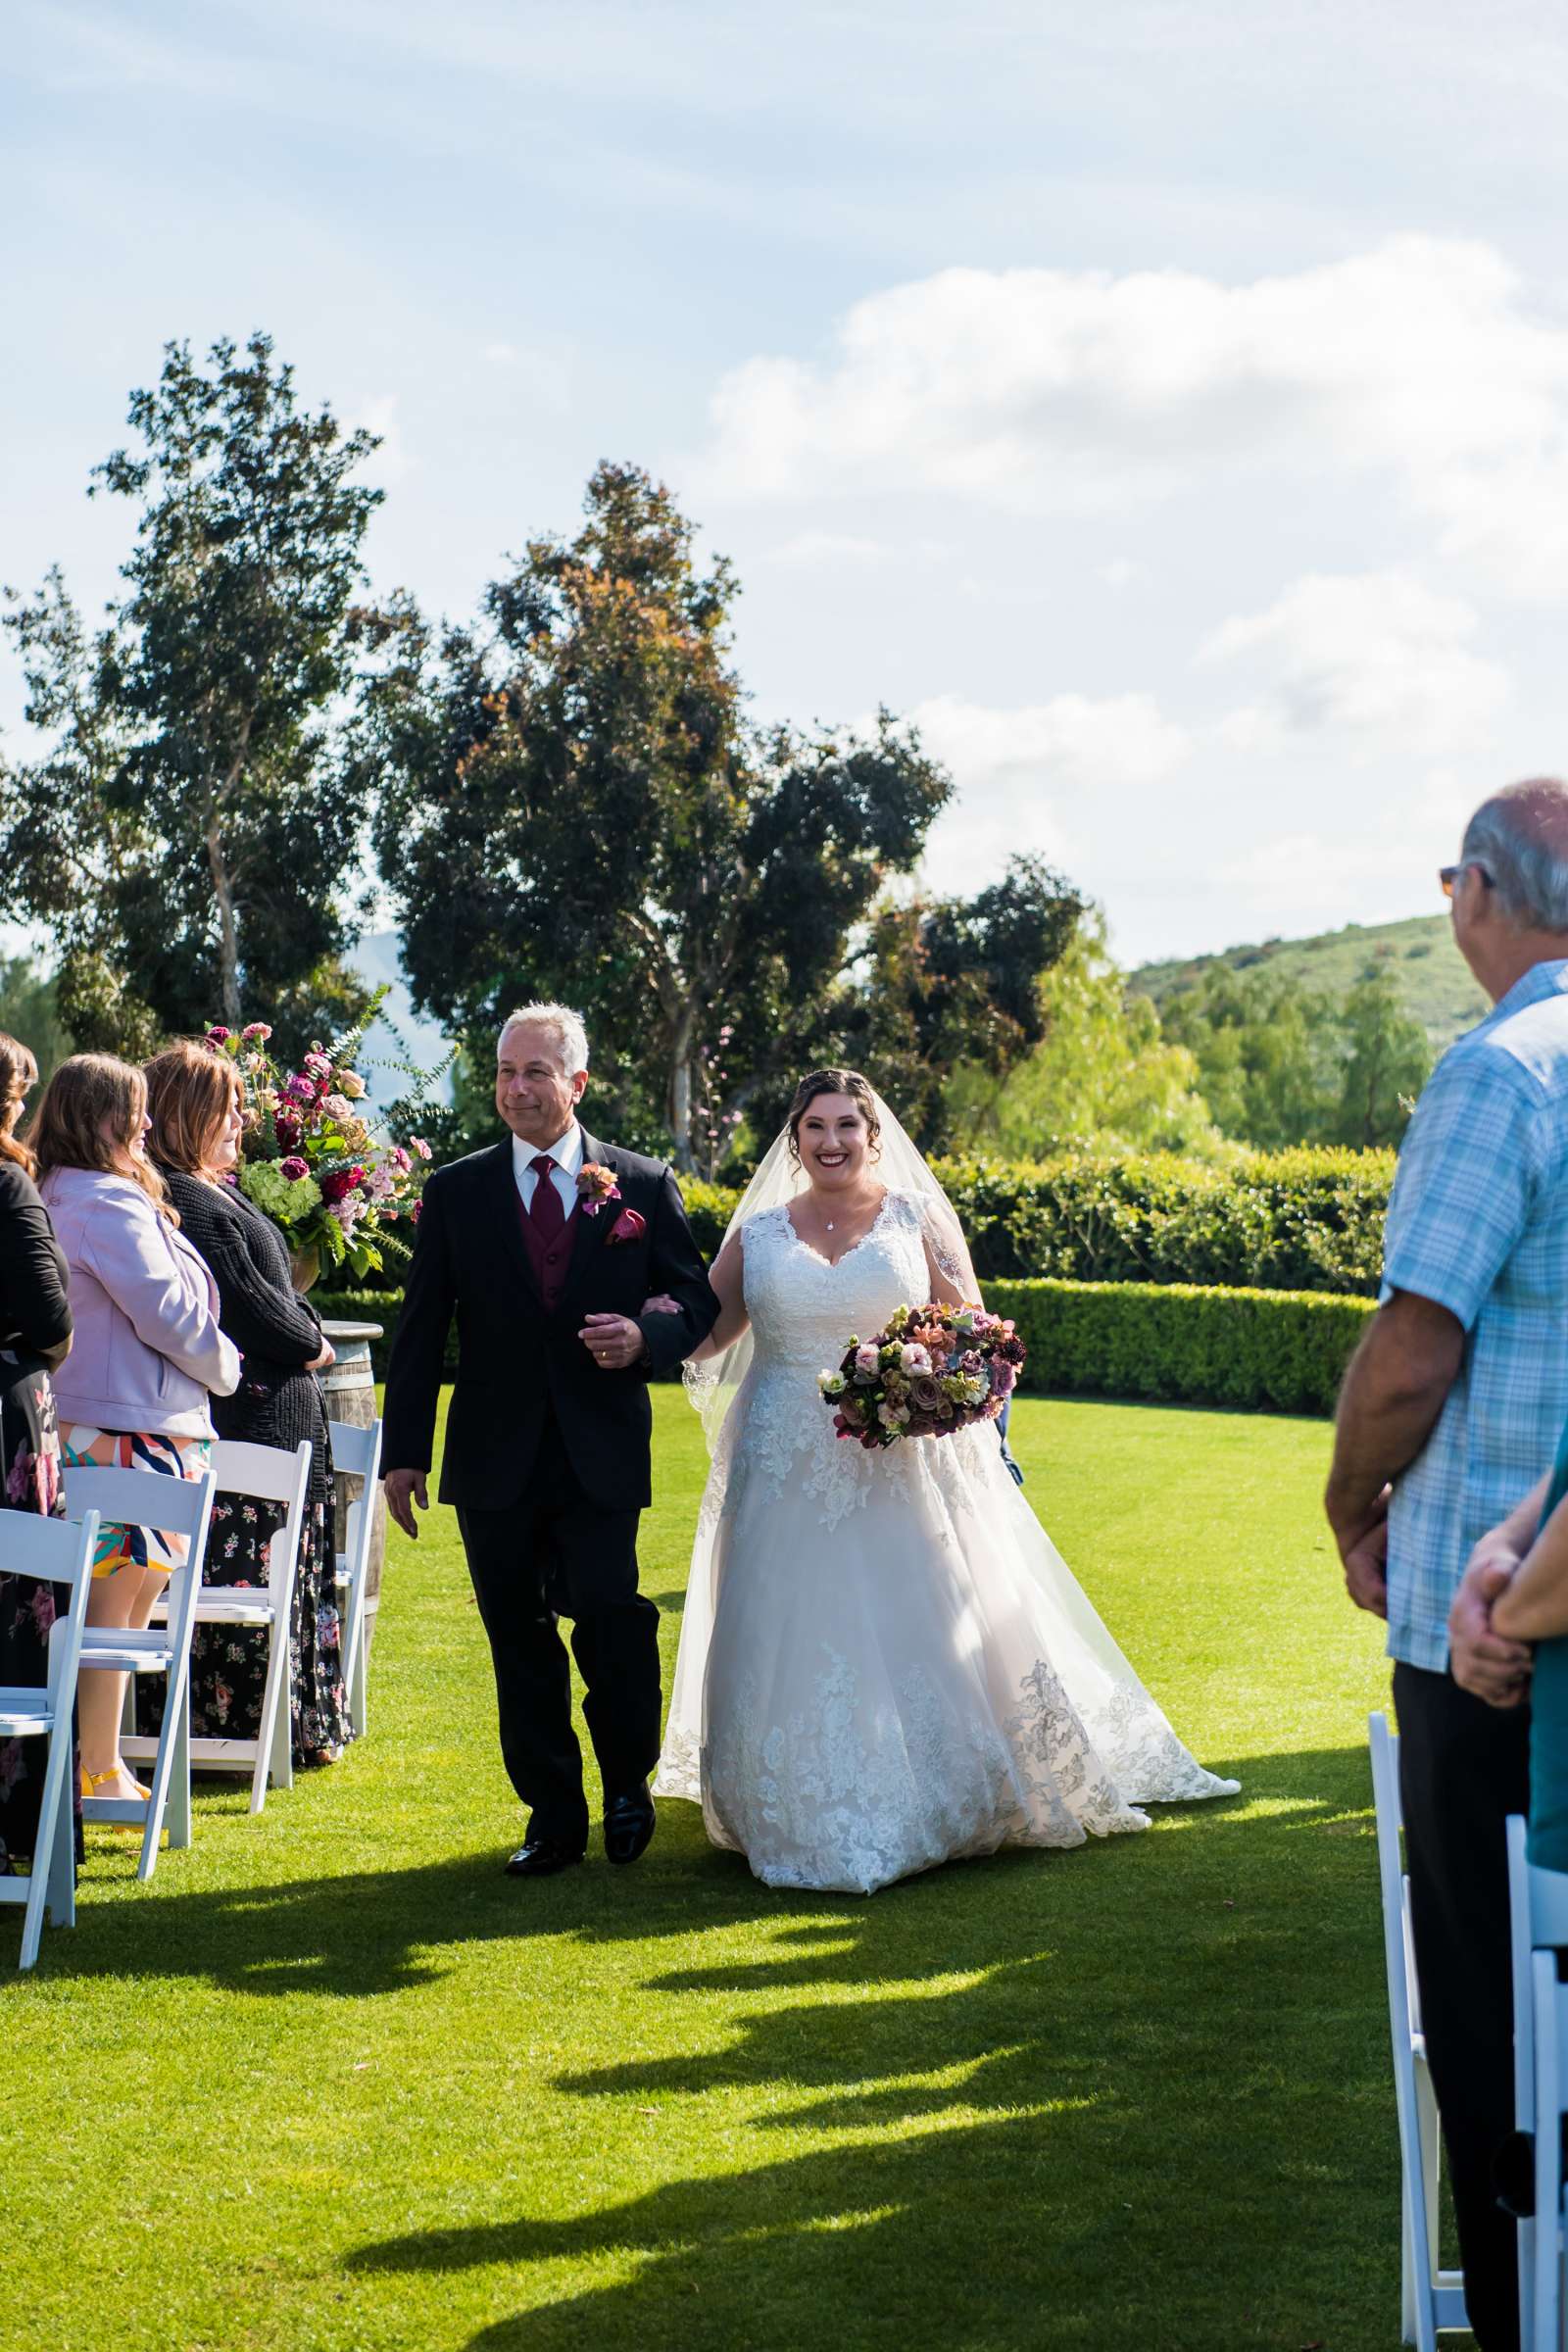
{"left": 0, "top": 1350, "right": 71, "bottom": 1871}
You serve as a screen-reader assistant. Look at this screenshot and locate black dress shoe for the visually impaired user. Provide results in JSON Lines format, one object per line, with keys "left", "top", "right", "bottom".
{"left": 504, "top": 1837, "right": 585, "bottom": 1879}
{"left": 604, "top": 1785, "right": 656, "bottom": 1866}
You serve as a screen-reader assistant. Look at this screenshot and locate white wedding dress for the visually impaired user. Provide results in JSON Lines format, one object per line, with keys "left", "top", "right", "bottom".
{"left": 656, "top": 1187, "right": 1239, "bottom": 1894}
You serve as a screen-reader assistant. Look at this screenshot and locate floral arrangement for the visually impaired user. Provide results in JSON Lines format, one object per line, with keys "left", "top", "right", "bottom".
{"left": 819, "top": 1301, "right": 1026, "bottom": 1450}
{"left": 202, "top": 1004, "right": 435, "bottom": 1282}
{"left": 576, "top": 1162, "right": 621, "bottom": 1216}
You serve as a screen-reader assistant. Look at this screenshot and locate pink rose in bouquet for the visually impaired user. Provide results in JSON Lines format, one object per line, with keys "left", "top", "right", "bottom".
{"left": 819, "top": 1301, "right": 1026, "bottom": 1451}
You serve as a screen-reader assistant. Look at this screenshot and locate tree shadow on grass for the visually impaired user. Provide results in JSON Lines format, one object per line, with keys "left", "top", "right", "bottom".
{"left": 331, "top": 1744, "right": 1394, "bottom": 2351}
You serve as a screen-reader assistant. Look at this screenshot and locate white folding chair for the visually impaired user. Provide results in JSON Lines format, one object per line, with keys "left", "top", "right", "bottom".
{"left": 1369, "top": 1711, "right": 1471, "bottom": 2346}
{"left": 1507, "top": 1815, "right": 1568, "bottom": 2348}
{"left": 124, "top": 1438, "right": 313, "bottom": 1815}
{"left": 1532, "top": 1951, "right": 1568, "bottom": 2352}
{"left": 328, "top": 1415, "right": 382, "bottom": 1740}
{"left": 0, "top": 1510, "right": 97, "bottom": 1969}
{"left": 64, "top": 1463, "right": 217, "bottom": 1882}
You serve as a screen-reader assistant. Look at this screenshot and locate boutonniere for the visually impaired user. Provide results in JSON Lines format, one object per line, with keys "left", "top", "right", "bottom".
{"left": 576, "top": 1161, "right": 622, "bottom": 1217}
{"left": 606, "top": 1205, "right": 647, "bottom": 1247}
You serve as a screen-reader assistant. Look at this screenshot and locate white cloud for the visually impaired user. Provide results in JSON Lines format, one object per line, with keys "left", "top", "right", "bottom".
{"left": 908, "top": 690, "right": 1191, "bottom": 895}
{"left": 762, "top": 529, "right": 888, "bottom": 566}
{"left": 698, "top": 238, "right": 1568, "bottom": 591}
{"left": 351, "top": 394, "right": 413, "bottom": 484}
{"left": 480, "top": 338, "right": 574, "bottom": 415}
{"left": 1200, "top": 570, "right": 1510, "bottom": 755}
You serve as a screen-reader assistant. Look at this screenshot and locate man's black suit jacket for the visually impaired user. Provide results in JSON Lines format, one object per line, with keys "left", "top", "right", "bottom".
{"left": 381, "top": 1130, "right": 719, "bottom": 1513}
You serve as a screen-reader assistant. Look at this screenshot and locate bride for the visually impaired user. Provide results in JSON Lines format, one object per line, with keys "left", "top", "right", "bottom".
{"left": 652, "top": 1069, "right": 1239, "bottom": 1894}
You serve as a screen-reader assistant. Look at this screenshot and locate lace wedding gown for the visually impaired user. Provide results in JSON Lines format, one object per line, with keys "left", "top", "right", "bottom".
{"left": 655, "top": 1189, "right": 1239, "bottom": 1893}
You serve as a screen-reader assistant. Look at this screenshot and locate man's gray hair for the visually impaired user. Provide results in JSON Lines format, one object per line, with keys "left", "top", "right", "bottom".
{"left": 1461, "top": 779, "right": 1568, "bottom": 933}
{"left": 498, "top": 1002, "right": 590, "bottom": 1075}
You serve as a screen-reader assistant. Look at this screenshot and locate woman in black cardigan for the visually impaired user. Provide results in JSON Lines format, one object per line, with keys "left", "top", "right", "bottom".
{"left": 0, "top": 1028, "right": 74, "bottom": 1867}
{"left": 145, "top": 1042, "right": 352, "bottom": 1765}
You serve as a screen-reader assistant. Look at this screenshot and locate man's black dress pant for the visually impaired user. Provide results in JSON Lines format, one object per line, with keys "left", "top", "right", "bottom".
{"left": 457, "top": 1413, "right": 661, "bottom": 1851}
{"left": 1394, "top": 1660, "right": 1532, "bottom": 2352}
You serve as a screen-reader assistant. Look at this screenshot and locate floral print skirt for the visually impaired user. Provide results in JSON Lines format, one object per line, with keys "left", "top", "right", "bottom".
{"left": 139, "top": 1485, "right": 353, "bottom": 1761}
{"left": 0, "top": 1349, "right": 73, "bottom": 1872}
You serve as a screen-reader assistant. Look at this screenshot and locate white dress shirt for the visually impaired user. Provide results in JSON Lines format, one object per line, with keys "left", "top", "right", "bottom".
{"left": 513, "top": 1122, "right": 584, "bottom": 1223}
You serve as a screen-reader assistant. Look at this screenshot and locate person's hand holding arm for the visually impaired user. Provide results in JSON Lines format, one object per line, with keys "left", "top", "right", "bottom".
{"left": 1448, "top": 1472, "right": 1548, "bottom": 1705}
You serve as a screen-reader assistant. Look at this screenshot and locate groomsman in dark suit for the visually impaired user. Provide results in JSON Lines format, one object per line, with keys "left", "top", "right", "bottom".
{"left": 382, "top": 1003, "right": 718, "bottom": 1879}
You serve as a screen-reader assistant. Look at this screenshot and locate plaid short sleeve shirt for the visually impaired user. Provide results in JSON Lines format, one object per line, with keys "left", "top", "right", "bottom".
{"left": 1383, "top": 959, "right": 1568, "bottom": 1672}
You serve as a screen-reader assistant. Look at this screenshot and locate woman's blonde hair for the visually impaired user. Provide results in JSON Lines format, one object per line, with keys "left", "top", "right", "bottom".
{"left": 145, "top": 1041, "right": 244, "bottom": 1177}
{"left": 27, "top": 1054, "right": 177, "bottom": 1222}
{"left": 0, "top": 1030, "right": 39, "bottom": 1176}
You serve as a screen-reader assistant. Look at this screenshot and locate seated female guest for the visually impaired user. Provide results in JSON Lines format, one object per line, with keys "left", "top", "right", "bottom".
{"left": 145, "top": 1042, "right": 350, "bottom": 1766}
{"left": 0, "top": 1030, "right": 74, "bottom": 1870}
{"left": 32, "top": 1054, "right": 239, "bottom": 1804}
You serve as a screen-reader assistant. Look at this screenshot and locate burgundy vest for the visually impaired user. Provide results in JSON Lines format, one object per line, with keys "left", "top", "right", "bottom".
{"left": 516, "top": 1182, "right": 579, "bottom": 1312}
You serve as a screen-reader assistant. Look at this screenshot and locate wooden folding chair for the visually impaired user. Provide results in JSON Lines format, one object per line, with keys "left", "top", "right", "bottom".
{"left": 328, "top": 1415, "right": 382, "bottom": 1740}
{"left": 124, "top": 1438, "right": 313, "bottom": 1814}
{"left": 65, "top": 1463, "right": 217, "bottom": 1881}
{"left": 1369, "top": 1711, "right": 1470, "bottom": 2346}
{"left": 0, "top": 1510, "right": 97, "bottom": 1968}
{"left": 1507, "top": 1814, "right": 1568, "bottom": 2347}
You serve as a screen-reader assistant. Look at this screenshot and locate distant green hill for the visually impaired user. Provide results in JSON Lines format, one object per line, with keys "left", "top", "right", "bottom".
{"left": 1132, "top": 913, "right": 1489, "bottom": 1054}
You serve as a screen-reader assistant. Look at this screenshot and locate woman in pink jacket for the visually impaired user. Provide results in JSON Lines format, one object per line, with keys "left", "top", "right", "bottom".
{"left": 33, "top": 1055, "right": 240, "bottom": 1805}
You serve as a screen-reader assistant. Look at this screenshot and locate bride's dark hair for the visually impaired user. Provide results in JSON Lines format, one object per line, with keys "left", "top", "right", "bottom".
{"left": 785, "top": 1068, "right": 882, "bottom": 1166}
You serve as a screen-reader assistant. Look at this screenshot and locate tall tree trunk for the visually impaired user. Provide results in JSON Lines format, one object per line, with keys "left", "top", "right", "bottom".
{"left": 207, "top": 810, "right": 242, "bottom": 1028}
{"left": 667, "top": 1001, "right": 698, "bottom": 1172}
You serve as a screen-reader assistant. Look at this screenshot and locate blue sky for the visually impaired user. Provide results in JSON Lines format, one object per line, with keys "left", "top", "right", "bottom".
{"left": 10, "top": 0, "right": 1568, "bottom": 975}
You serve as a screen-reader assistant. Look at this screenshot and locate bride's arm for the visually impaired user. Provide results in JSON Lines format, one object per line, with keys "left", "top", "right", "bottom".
{"left": 656, "top": 1233, "right": 750, "bottom": 1361}
{"left": 919, "top": 1200, "right": 982, "bottom": 1309}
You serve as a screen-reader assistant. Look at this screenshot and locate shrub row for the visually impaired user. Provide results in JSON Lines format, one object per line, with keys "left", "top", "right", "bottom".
{"left": 681, "top": 1150, "right": 1394, "bottom": 1297}
{"left": 317, "top": 1277, "right": 1373, "bottom": 1417}
{"left": 989, "top": 1277, "right": 1373, "bottom": 1417}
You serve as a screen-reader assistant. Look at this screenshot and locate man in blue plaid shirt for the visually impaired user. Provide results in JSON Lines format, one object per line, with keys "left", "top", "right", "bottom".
{"left": 1327, "top": 778, "right": 1568, "bottom": 2352}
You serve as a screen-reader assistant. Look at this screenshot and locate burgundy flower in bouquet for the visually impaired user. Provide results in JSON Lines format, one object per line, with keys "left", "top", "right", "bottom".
{"left": 818, "top": 1301, "right": 1026, "bottom": 1451}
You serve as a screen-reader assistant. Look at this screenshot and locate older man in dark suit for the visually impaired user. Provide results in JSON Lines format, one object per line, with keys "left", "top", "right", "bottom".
{"left": 382, "top": 1002, "right": 718, "bottom": 1879}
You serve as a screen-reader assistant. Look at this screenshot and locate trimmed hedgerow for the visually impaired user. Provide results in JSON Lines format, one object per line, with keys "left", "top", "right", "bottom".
{"left": 318, "top": 1277, "right": 1374, "bottom": 1416}
{"left": 989, "top": 1277, "right": 1373, "bottom": 1416}
{"left": 672, "top": 1150, "right": 1392, "bottom": 1296}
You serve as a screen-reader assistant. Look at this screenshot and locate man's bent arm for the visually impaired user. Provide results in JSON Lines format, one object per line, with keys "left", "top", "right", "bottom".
{"left": 1324, "top": 1288, "right": 1466, "bottom": 1543}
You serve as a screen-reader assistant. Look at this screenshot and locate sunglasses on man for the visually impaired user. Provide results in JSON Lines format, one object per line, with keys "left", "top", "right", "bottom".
{"left": 1440, "top": 863, "right": 1494, "bottom": 899}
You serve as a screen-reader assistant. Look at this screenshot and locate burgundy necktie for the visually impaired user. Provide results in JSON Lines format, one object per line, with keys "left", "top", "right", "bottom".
{"left": 529, "top": 1154, "right": 565, "bottom": 1246}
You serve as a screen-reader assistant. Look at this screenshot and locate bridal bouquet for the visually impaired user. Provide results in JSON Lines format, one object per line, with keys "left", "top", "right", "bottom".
{"left": 819, "top": 1302, "right": 1026, "bottom": 1450}
{"left": 202, "top": 1000, "right": 435, "bottom": 1283}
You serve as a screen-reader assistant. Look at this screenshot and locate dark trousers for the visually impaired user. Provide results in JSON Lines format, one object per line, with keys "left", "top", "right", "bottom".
{"left": 1394, "top": 1660, "right": 1533, "bottom": 2352}
{"left": 457, "top": 1416, "right": 661, "bottom": 1848}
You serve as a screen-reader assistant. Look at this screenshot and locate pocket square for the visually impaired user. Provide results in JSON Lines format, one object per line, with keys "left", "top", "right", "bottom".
{"left": 606, "top": 1206, "right": 647, "bottom": 1246}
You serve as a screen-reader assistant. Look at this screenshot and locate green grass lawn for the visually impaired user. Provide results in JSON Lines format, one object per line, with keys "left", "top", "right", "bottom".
{"left": 6, "top": 1393, "right": 1407, "bottom": 2352}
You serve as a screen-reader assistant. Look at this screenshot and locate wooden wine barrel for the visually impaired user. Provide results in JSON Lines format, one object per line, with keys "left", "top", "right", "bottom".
{"left": 319, "top": 1320, "right": 387, "bottom": 1666}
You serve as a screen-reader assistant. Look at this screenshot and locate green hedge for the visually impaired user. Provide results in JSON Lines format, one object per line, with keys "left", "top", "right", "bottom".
{"left": 681, "top": 1150, "right": 1393, "bottom": 1297}
{"left": 989, "top": 1277, "right": 1374, "bottom": 1416}
{"left": 317, "top": 1277, "right": 1374, "bottom": 1415}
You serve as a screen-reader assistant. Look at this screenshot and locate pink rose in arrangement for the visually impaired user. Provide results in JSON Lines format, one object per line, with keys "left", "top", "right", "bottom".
{"left": 279, "top": 1155, "right": 309, "bottom": 1183}
{"left": 206, "top": 1025, "right": 232, "bottom": 1045}
{"left": 304, "top": 1051, "right": 334, "bottom": 1079}
{"left": 283, "top": 1074, "right": 318, "bottom": 1106}
{"left": 411, "top": 1136, "right": 432, "bottom": 1162}
{"left": 241, "top": 1022, "right": 272, "bottom": 1042}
